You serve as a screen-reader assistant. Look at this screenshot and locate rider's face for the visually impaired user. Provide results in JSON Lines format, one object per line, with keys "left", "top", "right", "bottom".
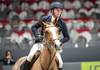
{"left": 51, "top": 8, "right": 63, "bottom": 18}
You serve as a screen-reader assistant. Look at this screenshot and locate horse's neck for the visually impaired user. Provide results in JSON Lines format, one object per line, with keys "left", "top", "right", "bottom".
{"left": 42, "top": 44, "right": 56, "bottom": 59}
{"left": 40, "top": 44, "right": 56, "bottom": 70}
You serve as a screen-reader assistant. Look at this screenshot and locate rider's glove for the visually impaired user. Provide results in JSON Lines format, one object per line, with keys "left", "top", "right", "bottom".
{"left": 35, "top": 35, "right": 43, "bottom": 43}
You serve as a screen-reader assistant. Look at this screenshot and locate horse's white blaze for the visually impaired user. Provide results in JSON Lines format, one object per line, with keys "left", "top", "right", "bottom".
{"left": 49, "top": 27, "right": 58, "bottom": 40}
{"left": 55, "top": 40, "right": 61, "bottom": 47}
{"left": 48, "top": 26, "right": 61, "bottom": 47}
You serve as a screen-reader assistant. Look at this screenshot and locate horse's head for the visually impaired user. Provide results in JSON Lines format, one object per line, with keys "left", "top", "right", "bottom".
{"left": 42, "top": 22, "right": 62, "bottom": 49}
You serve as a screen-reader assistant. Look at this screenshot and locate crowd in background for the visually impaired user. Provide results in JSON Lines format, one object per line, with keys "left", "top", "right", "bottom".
{"left": 0, "top": 0, "right": 100, "bottom": 49}
{"left": 0, "top": 0, "right": 100, "bottom": 20}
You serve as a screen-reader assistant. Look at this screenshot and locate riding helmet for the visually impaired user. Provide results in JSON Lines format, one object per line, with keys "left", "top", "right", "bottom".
{"left": 50, "top": 2, "right": 64, "bottom": 10}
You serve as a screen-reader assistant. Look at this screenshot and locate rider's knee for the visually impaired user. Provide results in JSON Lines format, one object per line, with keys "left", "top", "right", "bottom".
{"left": 35, "top": 51, "right": 41, "bottom": 57}
{"left": 27, "top": 56, "right": 33, "bottom": 62}
{"left": 27, "top": 51, "right": 41, "bottom": 62}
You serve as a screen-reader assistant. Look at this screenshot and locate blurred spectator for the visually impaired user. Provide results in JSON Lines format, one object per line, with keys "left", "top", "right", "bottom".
{"left": 23, "top": 19, "right": 37, "bottom": 29}
{"left": 84, "top": 0, "right": 94, "bottom": 8}
{"left": 21, "top": 2, "right": 30, "bottom": 11}
{"left": 63, "top": 0, "right": 76, "bottom": 19}
{"left": 19, "top": 10, "right": 28, "bottom": 20}
{"left": 84, "top": 19, "right": 95, "bottom": 30}
{"left": 20, "top": 2, "right": 29, "bottom": 19}
{"left": 19, "top": 7, "right": 33, "bottom": 19}
{"left": 8, "top": 3, "right": 14, "bottom": 10}
{"left": 7, "top": 10, "right": 18, "bottom": 20}
{"left": 65, "top": 19, "right": 73, "bottom": 32}
{"left": 65, "top": 9, "right": 76, "bottom": 19}
{"left": 0, "top": 3, "right": 7, "bottom": 12}
{"left": 72, "top": 19, "right": 84, "bottom": 30}
{"left": 78, "top": 0, "right": 95, "bottom": 18}
{"left": 10, "top": 15, "right": 26, "bottom": 44}
{"left": 61, "top": 9, "right": 67, "bottom": 19}
{"left": 8, "top": 0, "right": 21, "bottom": 11}
{"left": 64, "top": 0, "right": 73, "bottom": 9}
{"left": 0, "top": 3, "right": 9, "bottom": 19}
{"left": 0, "top": 20, "right": 11, "bottom": 37}
{"left": 20, "top": 27, "right": 33, "bottom": 45}
{"left": 1, "top": 50, "right": 15, "bottom": 65}
{"left": 10, "top": 15, "right": 26, "bottom": 30}
{"left": 95, "top": 0, "right": 100, "bottom": 6}
{"left": 70, "top": 19, "right": 84, "bottom": 47}
{"left": 35, "top": 11, "right": 45, "bottom": 20}
{"left": 95, "top": 5, "right": 100, "bottom": 19}
{"left": 9, "top": 15, "right": 33, "bottom": 44}
{"left": 38, "top": 0, "right": 50, "bottom": 10}
{"left": 26, "top": 10, "right": 34, "bottom": 19}
{"left": 72, "top": 0, "right": 81, "bottom": 10}
{"left": 4, "top": 22, "right": 11, "bottom": 32}
{"left": 30, "top": 1, "right": 38, "bottom": 11}
{"left": 70, "top": 19, "right": 92, "bottom": 48}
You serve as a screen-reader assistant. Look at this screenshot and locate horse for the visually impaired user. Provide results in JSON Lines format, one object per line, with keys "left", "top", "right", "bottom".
{"left": 12, "top": 21, "right": 61, "bottom": 70}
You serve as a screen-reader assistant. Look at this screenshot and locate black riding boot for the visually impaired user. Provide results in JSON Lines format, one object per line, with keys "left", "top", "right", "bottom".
{"left": 23, "top": 58, "right": 37, "bottom": 70}
{"left": 23, "top": 51, "right": 40, "bottom": 70}
{"left": 23, "top": 60, "right": 31, "bottom": 70}
{"left": 59, "top": 68, "right": 63, "bottom": 70}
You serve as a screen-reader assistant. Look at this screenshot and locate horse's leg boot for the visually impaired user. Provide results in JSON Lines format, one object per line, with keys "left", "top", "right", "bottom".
{"left": 59, "top": 68, "right": 63, "bottom": 70}
{"left": 23, "top": 60, "right": 31, "bottom": 70}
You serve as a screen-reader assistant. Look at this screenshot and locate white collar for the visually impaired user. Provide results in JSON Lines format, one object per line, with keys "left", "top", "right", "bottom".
{"left": 51, "top": 16, "right": 55, "bottom": 23}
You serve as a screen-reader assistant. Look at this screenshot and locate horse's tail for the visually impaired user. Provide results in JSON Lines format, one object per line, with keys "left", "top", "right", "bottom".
{"left": 12, "top": 56, "right": 27, "bottom": 70}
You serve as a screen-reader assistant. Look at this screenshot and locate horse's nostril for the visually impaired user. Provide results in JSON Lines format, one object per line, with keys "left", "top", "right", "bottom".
{"left": 55, "top": 40, "right": 62, "bottom": 50}
{"left": 55, "top": 44, "right": 62, "bottom": 51}
{"left": 55, "top": 44, "right": 60, "bottom": 47}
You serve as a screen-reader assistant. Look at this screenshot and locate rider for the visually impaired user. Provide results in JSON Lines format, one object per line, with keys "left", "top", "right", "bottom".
{"left": 23, "top": 1, "right": 70, "bottom": 70}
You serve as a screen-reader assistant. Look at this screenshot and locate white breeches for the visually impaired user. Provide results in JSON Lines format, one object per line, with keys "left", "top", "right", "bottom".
{"left": 56, "top": 52, "right": 63, "bottom": 68}
{"left": 26, "top": 43, "right": 44, "bottom": 62}
{"left": 26, "top": 43, "right": 63, "bottom": 68}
